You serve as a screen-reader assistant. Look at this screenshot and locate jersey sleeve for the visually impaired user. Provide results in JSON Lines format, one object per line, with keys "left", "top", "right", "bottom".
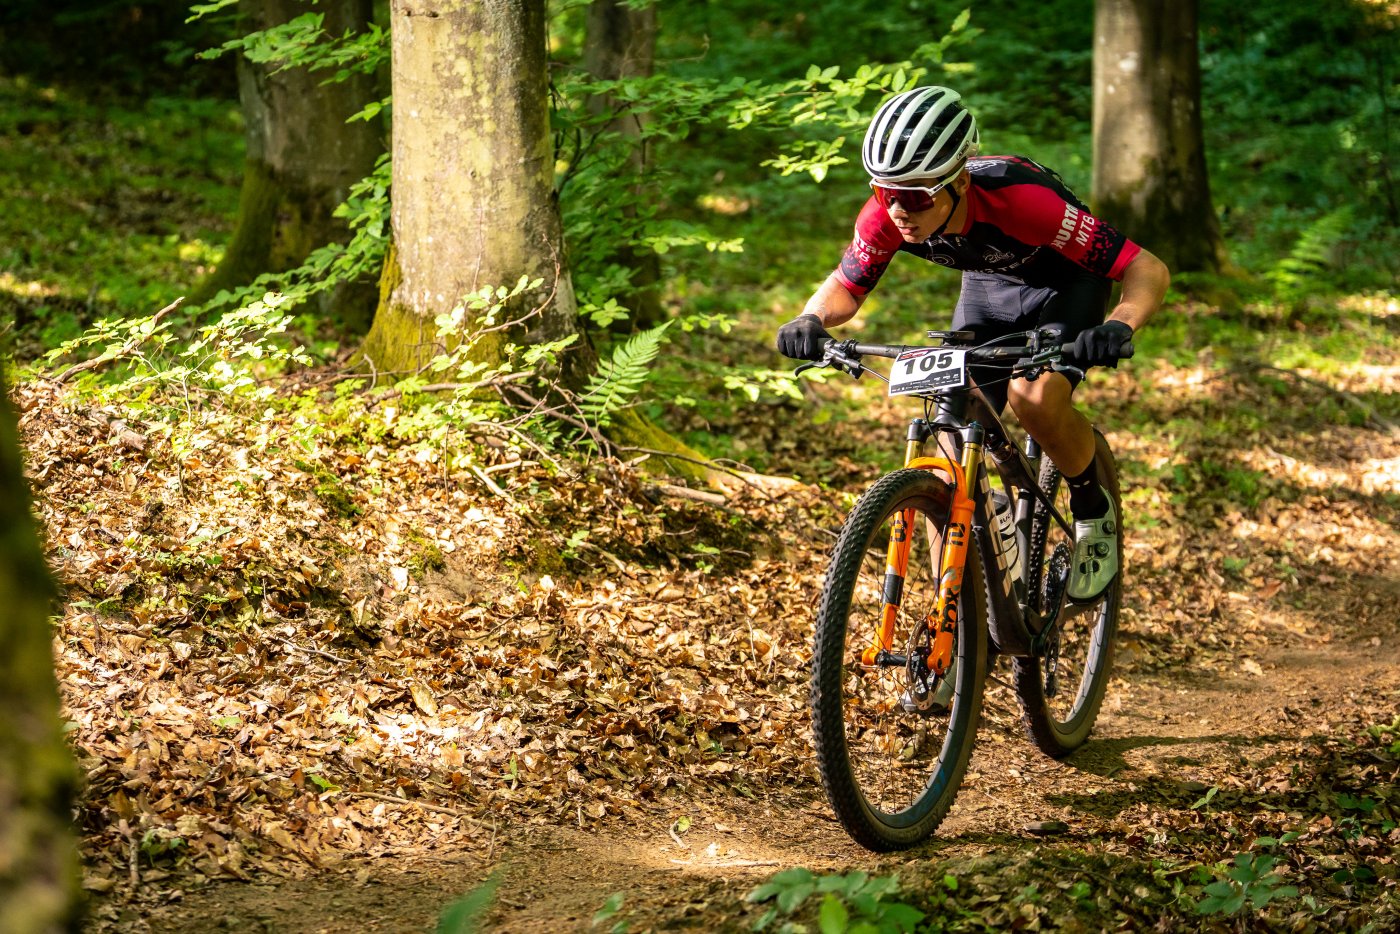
{"left": 834, "top": 197, "right": 905, "bottom": 297}
{"left": 994, "top": 185, "right": 1142, "bottom": 281}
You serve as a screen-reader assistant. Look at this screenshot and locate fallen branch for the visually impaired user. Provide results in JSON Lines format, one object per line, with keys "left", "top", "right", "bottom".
{"left": 271, "top": 636, "right": 352, "bottom": 666}
{"left": 468, "top": 464, "right": 512, "bottom": 501}
{"left": 54, "top": 297, "right": 184, "bottom": 384}
{"left": 1244, "top": 362, "right": 1398, "bottom": 435}
{"left": 646, "top": 481, "right": 746, "bottom": 518}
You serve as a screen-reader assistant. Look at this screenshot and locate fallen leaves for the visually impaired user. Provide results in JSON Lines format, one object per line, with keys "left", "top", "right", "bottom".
{"left": 13, "top": 328, "right": 1400, "bottom": 930}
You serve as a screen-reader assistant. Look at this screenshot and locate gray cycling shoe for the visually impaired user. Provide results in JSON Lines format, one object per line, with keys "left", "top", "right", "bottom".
{"left": 1066, "top": 490, "right": 1119, "bottom": 604}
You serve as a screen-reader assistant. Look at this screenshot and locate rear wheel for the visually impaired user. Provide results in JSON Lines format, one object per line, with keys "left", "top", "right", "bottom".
{"left": 811, "top": 468, "right": 987, "bottom": 851}
{"left": 1013, "top": 430, "right": 1121, "bottom": 756}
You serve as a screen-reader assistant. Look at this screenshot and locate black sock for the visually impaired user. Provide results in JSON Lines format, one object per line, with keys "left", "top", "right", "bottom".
{"left": 1066, "top": 457, "right": 1108, "bottom": 519}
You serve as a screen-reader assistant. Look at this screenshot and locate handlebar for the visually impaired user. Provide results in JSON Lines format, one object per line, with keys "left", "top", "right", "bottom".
{"left": 796, "top": 327, "right": 1134, "bottom": 381}
{"left": 832, "top": 340, "right": 1133, "bottom": 364}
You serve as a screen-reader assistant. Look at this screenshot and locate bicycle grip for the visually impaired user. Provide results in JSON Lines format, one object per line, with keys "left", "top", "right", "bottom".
{"left": 1058, "top": 341, "right": 1135, "bottom": 363}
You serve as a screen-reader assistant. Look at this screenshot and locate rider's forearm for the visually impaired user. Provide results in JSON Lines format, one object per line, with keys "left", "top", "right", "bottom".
{"left": 1109, "top": 249, "right": 1170, "bottom": 332}
{"left": 802, "top": 274, "right": 865, "bottom": 328}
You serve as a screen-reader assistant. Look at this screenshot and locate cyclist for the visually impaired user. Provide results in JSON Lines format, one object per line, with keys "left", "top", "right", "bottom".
{"left": 777, "top": 86, "right": 1170, "bottom": 603}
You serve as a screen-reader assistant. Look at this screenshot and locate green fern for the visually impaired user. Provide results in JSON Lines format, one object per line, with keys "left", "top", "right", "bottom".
{"left": 579, "top": 321, "right": 672, "bottom": 427}
{"left": 1266, "top": 207, "right": 1352, "bottom": 302}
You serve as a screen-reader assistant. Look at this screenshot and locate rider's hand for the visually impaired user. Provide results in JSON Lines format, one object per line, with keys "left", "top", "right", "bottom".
{"left": 776, "top": 314, "right": 833, "bottom": 362}
{"left": 1071, "top": 320, "right": 1134, "bottom": 368}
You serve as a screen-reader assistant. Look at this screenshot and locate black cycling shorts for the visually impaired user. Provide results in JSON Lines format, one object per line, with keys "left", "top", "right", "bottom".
{"left": 951, "top": 270, "right": 1112, "bottom": 412}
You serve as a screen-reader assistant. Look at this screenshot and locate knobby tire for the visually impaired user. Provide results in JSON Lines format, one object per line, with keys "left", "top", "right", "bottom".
{"left": 1013, "top": 430, "right": 1121, "bottom": 756}
{"left": 811, "top": 469, "right": 987, "bottom": 851}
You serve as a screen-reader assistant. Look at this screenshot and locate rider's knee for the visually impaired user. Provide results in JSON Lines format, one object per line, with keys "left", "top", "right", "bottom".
{"left": 1007, "top": 376, "right": 1072, "bottom": 428}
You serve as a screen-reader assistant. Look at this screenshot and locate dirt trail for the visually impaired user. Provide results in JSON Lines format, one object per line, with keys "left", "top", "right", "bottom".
{"left": 137, "top": 612, "right": 1396, "bottom": 933}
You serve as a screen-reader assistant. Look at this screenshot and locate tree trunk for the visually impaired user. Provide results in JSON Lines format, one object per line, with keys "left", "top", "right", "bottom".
{"left": 1092, "top": 0, "right": 1228, "bottom": 273}
{"left": 583, "top": 0, "right": 664, "bottom": 329}
{"left": 194, "top": 0, "right": 384, "bottom": 330}
{"left": 361, "top": 0, "right": 589, "bottom": 384}
{"left": 0, "top": 369, "right": 80, "bottom": 933}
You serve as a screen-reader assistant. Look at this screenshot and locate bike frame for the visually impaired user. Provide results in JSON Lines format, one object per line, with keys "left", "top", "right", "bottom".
{"left": 864, "top": 384, "right": 1077, "bottom": 666}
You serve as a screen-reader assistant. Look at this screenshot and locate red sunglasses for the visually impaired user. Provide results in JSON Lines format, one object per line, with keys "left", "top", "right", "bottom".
{"left": 869, "top": 179, "right": 949, "bottom": 213}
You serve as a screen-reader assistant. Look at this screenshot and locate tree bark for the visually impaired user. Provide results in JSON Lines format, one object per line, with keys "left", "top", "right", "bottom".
{"left": 583, "top": 0, "right": 664, "bottom": 329}
{"left": 361, "top": 0, "right": 589, "bottom": 384}
{"left": 194, "top": 0, "right": 384, "bottom": 330}
{"left": 1092, "top": 0, "right": 1229, "bottom": 273}
{"left": 0, "top": 368, "right": 80, "bottom": 933}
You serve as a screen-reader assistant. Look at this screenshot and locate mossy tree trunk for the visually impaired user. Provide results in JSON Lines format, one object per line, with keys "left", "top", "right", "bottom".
{"left": 360, "top": 0, "right": 589, "bottom": 384}
{"left": 583, "top": 0, "right": 664, "bottom": 329}
{"left": 194, "top": 0, "right": 384, "bottom": 330}
{"left": 0, "top": 366, "right": 80, "bottom": 933}
{"left": 361, "top": 0, "right": 724, "bottom": 486}
{"left": 1092, "top": 0, "right": 1229, "bottom": 273}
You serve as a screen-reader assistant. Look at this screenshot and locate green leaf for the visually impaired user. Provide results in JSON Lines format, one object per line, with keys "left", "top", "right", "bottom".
{"left": 593, "top": 892, "right": 625, "bottom": 926}
{"left": 817, "top": 894, "right": 848, "bottom": 934}
{"left": 879, "top": 903, "right": 925, "bottom": 932}
{"left": 578, "top": 322, "right": 672, "bottom": 426}
{"left": 777, "top": 882, "right": 815, "bottom": 914}
{"left": 437, "top": 874, "right": 500, "bottom": 934}
{"left": 1251, "top": 884, "right": 1297, "bottom": 908}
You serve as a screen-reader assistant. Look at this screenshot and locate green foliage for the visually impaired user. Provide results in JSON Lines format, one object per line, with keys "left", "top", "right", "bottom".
{"left": 1368, "top": 716, "right": 1400, "bottom": 757}
{"left": 0, "top": 78, "right": 242, "bottom": 356}
{"left": 592, "top": 892, "right": 629, "bottom": 932}
{"left": 1202, "top": 0, "right": 1397, "bottom": 285}
{"left": 199, "top": 10, "right": 389, "bottom": 86}
{"left": 746, "top": 868, "right": 924, "bottom": 933}
{"left": 437, "top": 873, "right": 501, "bottom": 934}
{"left": 44, "top": 293, "right": 310, "bottom": 406}
{"left": 580, "top": 323, "right": 672, "bottom": 427}
{"left": 1266, "top": 207, "right": 1354, "bottom": 304}
{"left": 1195, "top": 854, "right": 1297, "bottom": 916}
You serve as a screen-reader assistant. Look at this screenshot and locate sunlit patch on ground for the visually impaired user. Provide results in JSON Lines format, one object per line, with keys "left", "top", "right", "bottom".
{"left": 0, "top": 270, "right": 65, "bottom": 301}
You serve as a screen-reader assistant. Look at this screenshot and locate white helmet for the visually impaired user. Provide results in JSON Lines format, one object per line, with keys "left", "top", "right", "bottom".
{"left": 862, "top": 86, "right": 979, "bottom": 184}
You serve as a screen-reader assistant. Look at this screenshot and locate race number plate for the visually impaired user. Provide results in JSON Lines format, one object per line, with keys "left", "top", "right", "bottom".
{"left": 888, "top": 347, "right": 968, "bottom": 396}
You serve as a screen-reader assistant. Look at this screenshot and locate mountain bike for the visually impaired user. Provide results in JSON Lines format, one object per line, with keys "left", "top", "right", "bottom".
{"left": 802, "top": 325, "right": 1130, "bottom": 851}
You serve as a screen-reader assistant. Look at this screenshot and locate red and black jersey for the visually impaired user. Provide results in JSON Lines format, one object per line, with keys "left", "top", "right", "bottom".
{"left": 836, "top": 155, "right": 1142, "bottom": 297}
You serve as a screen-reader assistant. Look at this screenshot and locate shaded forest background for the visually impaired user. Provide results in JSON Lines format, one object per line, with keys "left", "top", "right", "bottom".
{"left": 1, "top": 0, "right": 1395, "bottom": 372}
{"left": 0, "top": 0, "right": 1397, "bottom": 931}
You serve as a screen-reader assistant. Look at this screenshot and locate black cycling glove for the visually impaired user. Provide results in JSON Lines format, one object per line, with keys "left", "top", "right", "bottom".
{"left": 1071, "top": 320, "right": 1134, "bottom": 369}
{"left": 776, "top": 314, "right": 833, "bottom": 362}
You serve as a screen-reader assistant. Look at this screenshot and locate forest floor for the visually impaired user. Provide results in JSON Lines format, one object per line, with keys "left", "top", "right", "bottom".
{"left": 19, "top": 299, "right": 1400, "bottom": 932}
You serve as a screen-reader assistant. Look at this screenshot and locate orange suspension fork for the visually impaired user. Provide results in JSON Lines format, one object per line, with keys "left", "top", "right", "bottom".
{"left": 927, "top": 445, "right": 979, "bottom": 673}
{"left": 860, "top": 436, "right": 978, "bottom": 671}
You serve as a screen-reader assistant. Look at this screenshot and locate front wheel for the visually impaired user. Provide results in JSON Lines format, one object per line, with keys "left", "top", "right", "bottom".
{"left": 1013, "top": 430, "right": 1121, "bottom": 757}
{"left": 811, "top": 469, "right": 987, "bottom": 851}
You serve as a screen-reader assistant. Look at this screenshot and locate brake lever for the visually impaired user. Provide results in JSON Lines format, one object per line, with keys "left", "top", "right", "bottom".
{"left": 795, "top": 343, "right": 865, "bottom": 379}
